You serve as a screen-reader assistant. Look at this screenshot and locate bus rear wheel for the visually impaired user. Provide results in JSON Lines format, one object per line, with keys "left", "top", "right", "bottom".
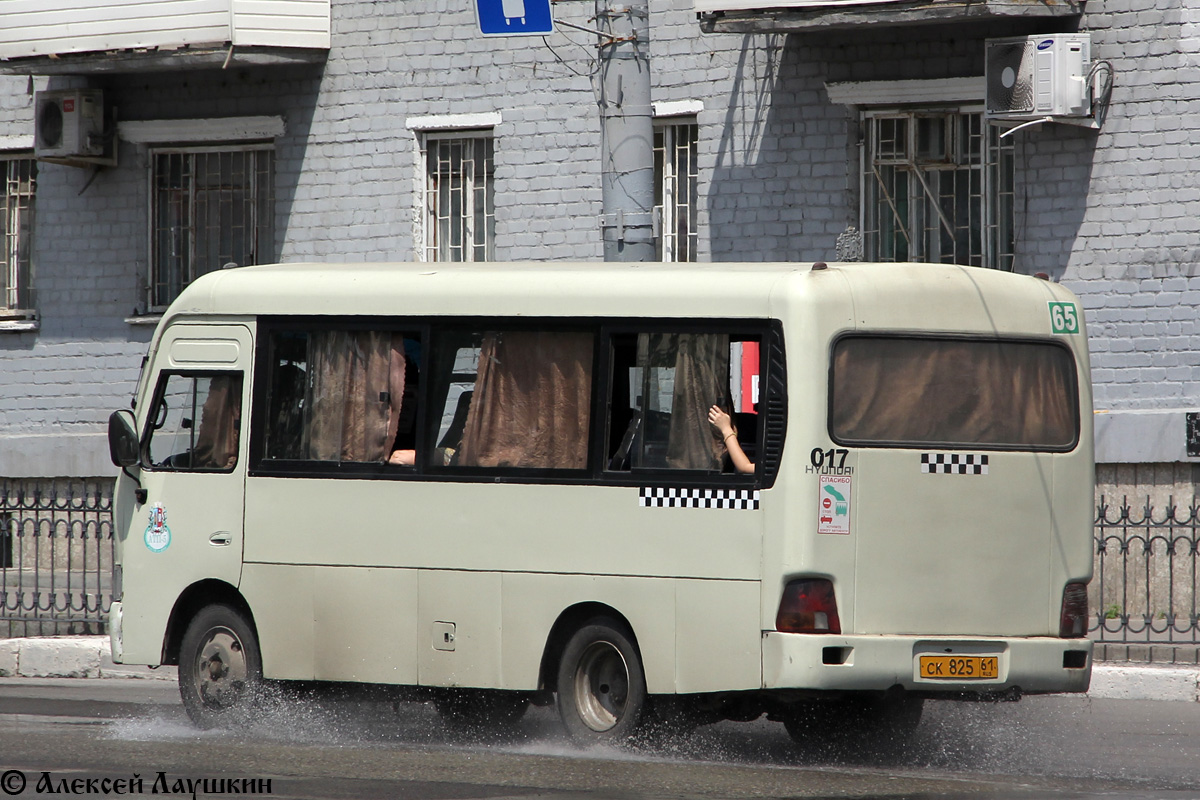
{"left": 178, "top": 604, "right": 262, "bottom": 729}
{"left": 556, "top": 618, "right": 646, "bottom": 746}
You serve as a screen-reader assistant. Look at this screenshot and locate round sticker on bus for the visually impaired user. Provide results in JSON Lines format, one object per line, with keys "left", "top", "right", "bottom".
{"left": 144, "top": 503, "right": 172, "bottom": 553}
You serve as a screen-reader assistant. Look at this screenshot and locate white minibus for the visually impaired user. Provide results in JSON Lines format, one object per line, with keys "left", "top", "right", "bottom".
{"left": 107, "top": 261, "right": 1094, "bottom": 744}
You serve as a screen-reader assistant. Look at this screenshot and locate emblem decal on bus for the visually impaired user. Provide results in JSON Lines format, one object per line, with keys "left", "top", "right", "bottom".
{"left": 817, "top": 476, "right": 852, "bottom": 535}
{"left": 638, "top": 487, "right": 759, "bottom": 510}
{"left": 920, "top": 453, "right": 989, "bottom": 475}
{"left": 144, "top": 503, "right": 172, "bottom": 553}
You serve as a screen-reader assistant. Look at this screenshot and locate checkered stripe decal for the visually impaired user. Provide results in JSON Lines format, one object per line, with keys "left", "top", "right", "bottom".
{"left": 639, "top": 487, "right": 760, "bottom": 510}
{"left": 921, "top": 453, "right": 989, "bottom": 475}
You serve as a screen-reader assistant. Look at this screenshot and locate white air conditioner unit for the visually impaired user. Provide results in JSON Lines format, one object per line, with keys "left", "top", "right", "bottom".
{"left": 35, "top": 89, "right": 106, "bottom": 160}
{"left": 986, "top": 34, "right": 1091, "bottom": 120}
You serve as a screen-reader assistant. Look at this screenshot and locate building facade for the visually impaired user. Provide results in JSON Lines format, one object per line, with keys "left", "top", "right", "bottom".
{"left": 0, "top": 1, "right": 1196, "bottom": 498}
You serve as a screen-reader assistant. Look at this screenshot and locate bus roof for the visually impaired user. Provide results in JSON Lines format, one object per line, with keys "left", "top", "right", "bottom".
{"left": 165, "top": 261, "right": 1081, "bottom": 334}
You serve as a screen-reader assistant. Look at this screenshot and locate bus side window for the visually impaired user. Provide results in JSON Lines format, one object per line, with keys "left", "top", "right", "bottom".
{"left": 146, "top": 373, "right": 243, "bottom": 471}
{"left": 427, "top": 329, "right": 593, "bottom": 470}
{"left": 263, "top": 330, "right": 419, "bottom": 466}
{"left": 388, "top": 337, "right": 422, "bottom": 466}
{"left": 606, "top": 333, "right": 760, "bottom": 474}
{"left": 264, "top": 333, "right": 308, "bottom": 460}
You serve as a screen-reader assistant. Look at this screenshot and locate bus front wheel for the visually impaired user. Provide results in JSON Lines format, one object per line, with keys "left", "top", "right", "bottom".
{"left": 178, "top": 604, "right": 262, "bottom": 729}
{"left": 556, "top": 618, "right": 647, "bottom": 746}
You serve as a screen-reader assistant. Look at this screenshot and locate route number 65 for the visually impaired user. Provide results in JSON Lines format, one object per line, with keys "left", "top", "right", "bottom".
{"left": 1048, "top": 301, "right": 1079, "bottom": 335}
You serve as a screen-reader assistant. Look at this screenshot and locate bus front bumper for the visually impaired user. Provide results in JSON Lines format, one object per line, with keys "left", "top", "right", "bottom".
{"left": 763, "top": 631, "right": 1092, "bottom": 696}
{"left": 108, "top": 601, "right": 124, "bottom": 664}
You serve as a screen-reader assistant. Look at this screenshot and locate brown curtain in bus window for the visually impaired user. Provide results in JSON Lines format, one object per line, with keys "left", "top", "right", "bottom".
{"left": 658, "top": 332, "right": 729, "bottom": 471}
{"left": 307, "top": 331, "right": 406, "bottom": 462}
{"left": 457, "top": 331, "right": 592, "bottom": 469}
{"left": 192, "top": 375, "right": 241, "bottom": 469}
{"left": 1004, "top": 345, "right": 1075, "bottom": 446}
{"left": 831, "top": 338, "right": 1075, "bottom": 447}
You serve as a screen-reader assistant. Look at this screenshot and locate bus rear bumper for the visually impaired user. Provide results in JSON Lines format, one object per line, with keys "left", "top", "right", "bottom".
{"left": 762, "top": 632, "right": 1092, "bottom": 696}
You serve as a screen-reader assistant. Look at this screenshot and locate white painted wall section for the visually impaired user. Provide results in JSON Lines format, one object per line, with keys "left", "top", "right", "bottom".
{"left": 0, "top": 0, "right": 329, "bottom": 60}
{"left": 232, "top": 0, "right": 331, "bottom": 48}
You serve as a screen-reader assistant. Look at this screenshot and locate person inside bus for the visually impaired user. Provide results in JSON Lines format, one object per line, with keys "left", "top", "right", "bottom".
{"left": 190, "top": 375, "right": 241, "bottom": 470}
{"left": 708, "top": 404, "right": 753, "bottom": 474}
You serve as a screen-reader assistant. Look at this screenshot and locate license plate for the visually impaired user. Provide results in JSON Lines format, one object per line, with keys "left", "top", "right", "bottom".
{"left": 918, "top": 654, "right": 999, "bottom": 680}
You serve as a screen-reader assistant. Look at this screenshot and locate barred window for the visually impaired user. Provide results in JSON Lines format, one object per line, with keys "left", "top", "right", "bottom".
{"left": 1, "top": 155, "right": 36, "bottom": 311}
{"left": 422, "top": 132, "right": 495, "bottom": 262}
{"left": 862, "top": 109, "right": 1014, "bottom": 271}
{"left": 654, "top": 119, "right": 698, "bottom": 262}
{"left": 150, "top": 145, "right": 274, "bottom": 309}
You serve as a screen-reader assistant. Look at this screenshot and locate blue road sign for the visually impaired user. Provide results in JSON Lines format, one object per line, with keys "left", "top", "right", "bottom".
{"left": 476, "top": 0, "right": 554, "bottom": 36}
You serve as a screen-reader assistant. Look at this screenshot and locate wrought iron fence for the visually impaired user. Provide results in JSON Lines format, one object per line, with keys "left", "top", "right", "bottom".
{"left": 0, "top": 479, "right": 114, "bottom": 637}
{"left": 1092, "top": 496, "right": 1200, "bottom": 664}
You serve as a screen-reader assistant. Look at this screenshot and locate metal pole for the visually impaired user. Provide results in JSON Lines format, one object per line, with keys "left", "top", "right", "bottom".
{"left": 596, "top": 0, "right": 655, "bottom": 262}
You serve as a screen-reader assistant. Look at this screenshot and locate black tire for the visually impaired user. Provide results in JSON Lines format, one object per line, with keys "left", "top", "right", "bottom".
{"left": 555, "top": 617, "right": 647, "bottom": 746}
{"left": 178, "top": 604, "right": 262, "bottom": 729}
{"left": 436, "top": 689, "right": 530, "bottom": 734}
{"left": 783, "top": 693, "right": 923, "bottom": 755}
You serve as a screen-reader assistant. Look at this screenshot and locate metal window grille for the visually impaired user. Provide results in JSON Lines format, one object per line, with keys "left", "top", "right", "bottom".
{"left": 654, "top": 120, "right": 699, "bottom": 262}
{"left": 150, "top": 145, "right": 274, "bottom": 309}
{"left": 1, "top": 155, "right": 36, "bottom": 310}
{"left": 862, "top": 109, "right": 1014, "bottom": 271}
{"left": 423, "top": 133, "right": 495, "bottom": 262}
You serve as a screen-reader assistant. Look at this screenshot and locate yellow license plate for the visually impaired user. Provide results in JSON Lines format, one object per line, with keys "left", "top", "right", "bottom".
{"left": 918, "top": 654, "right": 999, "bottom": 680}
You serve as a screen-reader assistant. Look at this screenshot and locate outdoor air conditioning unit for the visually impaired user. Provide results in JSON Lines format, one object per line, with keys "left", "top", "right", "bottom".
{"left": 35, "top": 89, "right": 106, "bottom": 160}
{"left": 986, "top": 34, "right": 1091, "bottom": 121}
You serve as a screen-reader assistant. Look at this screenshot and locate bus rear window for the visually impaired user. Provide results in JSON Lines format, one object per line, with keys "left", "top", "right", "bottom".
{"left": 830, "top": 336, "right": 1078, "bottom": 450}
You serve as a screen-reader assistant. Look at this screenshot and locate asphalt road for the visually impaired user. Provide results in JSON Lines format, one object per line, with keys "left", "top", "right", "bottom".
{"left": 0, "top": 678, "right": 1199, "bottom": 799}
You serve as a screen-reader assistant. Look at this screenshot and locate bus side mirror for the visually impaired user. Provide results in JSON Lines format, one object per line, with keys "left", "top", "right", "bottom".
{"left": 108, "top": 410, "right": 140, "bottom": 468}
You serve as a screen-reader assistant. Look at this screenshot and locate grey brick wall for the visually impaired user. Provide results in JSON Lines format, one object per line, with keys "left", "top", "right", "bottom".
{"left": 1054, "top": 3, "right": 1200, "bottom": 418}
{"left": 0, "top": 77, "right": 150, "bottom": 475}
{"left": 1, "top": 0, "right": 1199, "bottom": 475}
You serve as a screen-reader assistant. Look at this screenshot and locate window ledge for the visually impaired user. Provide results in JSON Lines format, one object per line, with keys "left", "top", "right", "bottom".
{"left": 0, "top": 310, "right": 38, "bottom": 333}
{"left": 125, "top": 314, "right": 163, "bottom": 327}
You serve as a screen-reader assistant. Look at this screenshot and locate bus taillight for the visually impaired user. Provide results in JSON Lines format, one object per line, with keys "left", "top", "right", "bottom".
{"left": 1059, "top": 582, "right": 1089, "bottom": 638}
{"left": 776, "top": 578, "right": 841, "bottom": 634}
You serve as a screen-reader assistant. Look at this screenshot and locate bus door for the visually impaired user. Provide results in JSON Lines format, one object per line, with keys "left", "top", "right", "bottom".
{"left": 852, "top": 448, "right": 1056, "bottom": 637}
{"left": 830, "top": 334, "right": 1079, "bottom": 638}
{"left": 127, "top": 325, "right": 252, "bottom": 634}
